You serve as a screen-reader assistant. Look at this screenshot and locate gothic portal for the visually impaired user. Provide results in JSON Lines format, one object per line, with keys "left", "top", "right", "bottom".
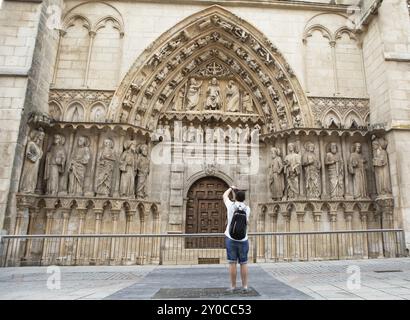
{"left": 2, "top": 2, "right": 407, "bottom": 266}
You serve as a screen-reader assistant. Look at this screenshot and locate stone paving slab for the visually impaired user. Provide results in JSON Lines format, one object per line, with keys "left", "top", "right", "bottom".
{"left": 105, "top": 265, "right": 311, "bottom": 300}
{"left": 152, "top": 287, "right": 260, "bottom": 299}
{"left": 0, "top": 258, "right": 410, "bottom": 300}
{"left": 260, "top": 258, "right": 410, "bottom": 300}
{"left": 0, "top": 265, "right": 155, "bottom": 300}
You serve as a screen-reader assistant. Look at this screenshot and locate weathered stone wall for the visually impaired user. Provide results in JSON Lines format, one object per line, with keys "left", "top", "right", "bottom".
{"left": 362, "top": 0, "right": 410, "bottom": 244}
{"left": 0, "top": 0, "right": 62, "bottom": 233}
{"left": 0, "top": 0, "right": 42, "bottom": 232}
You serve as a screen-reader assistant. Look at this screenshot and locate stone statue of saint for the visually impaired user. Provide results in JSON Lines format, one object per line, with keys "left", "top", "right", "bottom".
{"left": 186, "top": 78, "right": 202, "bottom": 110}
{"left": 186, "top": 122, "right": 197, "bottom": 142}
{"left": 239, "top": 123, "right": 250, "bottom": 144}
{"left": 325, "top": 142, "right": 344, "bottom": 199}
{"left": 68, "top": 136, "right": 91, "bottom": 195}
{"left": 136, "top": 144, "right": 150, "bottom": 199}
{"left": 213, "top": 127, "right": 225, "bottom": 144}
{"left": 226, "top": 80, "right": 240, "bottom": 112}
{"left": 269, "top": 147, "right": 285, "bottom": 200}
{"left": 20, "top": 128, "right": 45, "bottom": 193}
{"left": 302, "top": 142, "right": 321, "bottom": 199}
{"left": 95, "top": 138, "right": 116, "bottom": 196}
{"left": 44, "top": 134, "right": 66, "bottom": 195}
{"left": 205, "top": 77, "right": 221, "bottom": 110}
{"left": 284, "top": 142, "right": 301, "bottom": 199}
{"left": 182, "top": 124, "right": 188, "bottom": 142}
{"left": 196, "top": 125, "right": 204, "bottom": 143}
{"left": 349, "top": 142, "right": 368, "bottom": 199}
{"left": 135, "top": 113, "right": 142, "bottom": 127}
{"left": 372, "top": 137, "right": 392, "bottom": 196}
{"left": 163, "top": 122, "right": 172, "bottom": 142}
{"left": 119, "top": 140, "right": 137, "bottom": 197}
{"left": 237, "top": 124, "right": 245, "bottom": 144}
{"left": 242, "top": 92, "right": 254, "bottom": 113}
{"left": 205, "top": 126, "right": 213, "bottom": 144}
{"left": 172, "top": 87, "right": 185, "bottom": 111}
{"left": 226, "top": 125, "right": 236, "bottom": 144}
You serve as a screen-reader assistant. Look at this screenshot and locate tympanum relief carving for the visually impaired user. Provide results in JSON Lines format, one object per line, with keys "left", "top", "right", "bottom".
{"left": 109, "top": 11, "right": 311, "bottom": 133}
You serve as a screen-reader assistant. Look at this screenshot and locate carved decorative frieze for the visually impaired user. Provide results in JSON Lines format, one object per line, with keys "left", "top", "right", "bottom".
{"left": 309, "top": 96, "right": 370, "bottom": 129}
{"left": 16, "top": 193, "right": 159, "bottom": 212}
{"left": 49, "top": 89, "right": 114, "bottom": 122}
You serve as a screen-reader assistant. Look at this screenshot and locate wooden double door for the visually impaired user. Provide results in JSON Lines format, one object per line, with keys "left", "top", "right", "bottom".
{"left": 185, "top": 177, "right": 229, "bottom": 248}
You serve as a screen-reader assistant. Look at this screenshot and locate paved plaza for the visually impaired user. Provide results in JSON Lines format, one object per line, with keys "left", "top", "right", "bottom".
{"left": 0, "top": 258, "right": 410, "bottom": 300}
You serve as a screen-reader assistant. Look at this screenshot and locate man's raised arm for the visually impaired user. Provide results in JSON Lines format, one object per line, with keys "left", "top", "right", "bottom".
{"left": 223, "top": 186, "right": 237, "bottom": 205}
{"left": 223, "top": 187, "right": 232, "bottom": 203}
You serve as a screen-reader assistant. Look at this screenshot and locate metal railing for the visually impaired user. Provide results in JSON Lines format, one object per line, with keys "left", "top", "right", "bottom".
{"left": 0, "top": 229, "right": 406, "bottom": 267}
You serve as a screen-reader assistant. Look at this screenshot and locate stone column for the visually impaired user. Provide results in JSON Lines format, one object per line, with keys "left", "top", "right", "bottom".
{"left": 84, "top": 30, "right": 96, "bottom": 87}
{"left": 13, "top": 207, "right": 25, "bottom": 235}
{"left": 137, "top": 209, "right": 147, "bottom": 265}
{"left": 377, "top": 197, "right": 395, "bottom": 257}
{"left": 282, "top": 211, "right": 291, "bottom": 261}
{"left": 344, "top": 212, "right": 354, "bottom": 259}
{"left": 109, "top": 211, "right": 120, "bottom": 265}
{"left": 270, "top": 210, "right": 278, "bottom": 261}
{"left": 58, "top": 209, "right": 71, "bottom": 263}
{"left": 74, "top": 209, "right": 86, "bottom": 265}
{"left": 329, "top": 211, "right": 338, "bottom": 259}
{"left": 91, "top": 209, "right": 103, "bottom": 265}
{"left": 41, "top": 210, "right": 54, "bottom": 265}
{"left": 313, "top": 212, "right": 322, "bottom": 260}
{"left": 373, "top": 211, "right": 385, "bottom": 259}
{"left": 123, "top": 211, "right": 135, "bottom": 263}
{"left": 256, "top": 211, "right": 266, "bottom": 261}
{"left": 9, "top": 207, "right": 26, "bottom": 266}
{"left": 151, "top": 210, "right": 160, "bottom": 264}
{"left": 51, "top": 29, "right": 66, "bottom": 86}
{"left": 22, "top": 208, "right": 38, "bottom": 264}
{"left": 329, "top": 40, "right": 339, "bottom": 95}
{"left": 296, "top": 212, "right": 305, "bottom": 261}
{"left": 360, "top": 212, "right": 369, "bottom": 258}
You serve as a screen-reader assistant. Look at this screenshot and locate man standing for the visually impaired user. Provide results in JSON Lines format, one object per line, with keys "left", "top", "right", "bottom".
{"left": 223, "top": 186, "right": 251, "bottom": 293}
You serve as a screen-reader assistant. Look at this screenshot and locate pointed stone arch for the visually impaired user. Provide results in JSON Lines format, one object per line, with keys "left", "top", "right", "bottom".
{"left": 108, "top": 5, "right": 313, "bottom": 131}
{"left": 344, "top": 110, "right": 363, "bottom": 128}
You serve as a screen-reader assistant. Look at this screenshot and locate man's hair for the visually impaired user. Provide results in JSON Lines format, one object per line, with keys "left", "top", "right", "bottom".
{"left": 233, "top": 189, "right": 245, "bottom": 202}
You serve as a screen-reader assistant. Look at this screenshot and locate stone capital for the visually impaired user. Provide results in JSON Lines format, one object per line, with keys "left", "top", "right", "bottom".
{"left": 94, "top": 209, "right": 104, "bottom": 220}
{"left": 344, "top": 212, "right": 353, "bottom": 222}
{"left": 62, "top": 210, "right": 70, "bottom": 220}
{"left": 111, "top": 211, "right": 120, "bottom": 221}
{"left": 328, "top": 213, "right": 337, "bottom": 223}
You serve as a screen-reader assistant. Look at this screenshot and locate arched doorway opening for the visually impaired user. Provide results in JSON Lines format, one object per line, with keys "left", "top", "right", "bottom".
{"left": 185, "top": 176, "right": 229, "bottom": 248}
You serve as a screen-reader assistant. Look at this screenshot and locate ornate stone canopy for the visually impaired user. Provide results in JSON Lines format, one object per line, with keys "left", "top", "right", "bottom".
{"left": 108, "top": 6, "right": 313, "bottom": 131}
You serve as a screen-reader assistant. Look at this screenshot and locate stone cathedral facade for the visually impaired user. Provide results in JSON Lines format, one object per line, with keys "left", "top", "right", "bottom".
{"left": 0, "top": 0, "right": 409, "bottom": 264}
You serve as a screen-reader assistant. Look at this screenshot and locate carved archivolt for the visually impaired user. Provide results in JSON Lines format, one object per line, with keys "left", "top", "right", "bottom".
{"left": 108, "top": 6, "right": 313, "bottom": 132}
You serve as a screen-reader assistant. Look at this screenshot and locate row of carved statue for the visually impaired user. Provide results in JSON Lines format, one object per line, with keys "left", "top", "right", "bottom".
{"left": 269, "top": 138, "right": 392, "bottom": 201}
{"left": 170, "top": 77, "right": 256, "bottom": 114}
{"left": 19, "top": 128, "right": 151, "bottom": 199}
{"left": 155, "top": 121, "right": 261, "bottom": 143}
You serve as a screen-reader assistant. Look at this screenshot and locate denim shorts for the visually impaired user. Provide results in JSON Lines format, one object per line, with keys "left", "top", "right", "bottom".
{"left": 225, "top": 237, "right": 249, "bottom": 264}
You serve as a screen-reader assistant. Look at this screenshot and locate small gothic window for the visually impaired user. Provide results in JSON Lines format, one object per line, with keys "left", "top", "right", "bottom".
{"left": 350, "top": 119, "right": 359, "bottom": 129}
{"left": 329, "top": 119, "right": 339, "bottom": 129}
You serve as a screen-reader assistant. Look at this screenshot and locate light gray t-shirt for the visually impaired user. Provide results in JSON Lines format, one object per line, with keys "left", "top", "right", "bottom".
{"left": 224, "top": 199, "right": 250, "bottom": 241}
